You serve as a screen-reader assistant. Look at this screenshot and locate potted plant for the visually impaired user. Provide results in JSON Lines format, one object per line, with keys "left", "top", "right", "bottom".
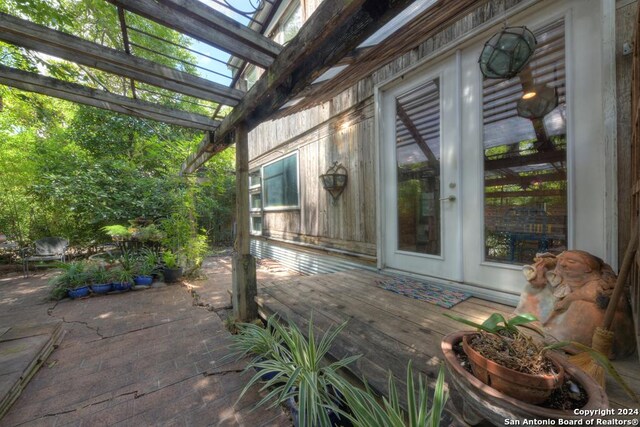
{"left": 162, "top": 250, "right": 182, "bottom": 283}
{"left": 89, "top": 264, "right": 112, "bottom": 294}
{"left": 49, "top": 261, "right": 91, "bottom": 300}
{"left": 116, "top": 266, "right": 135, "bottom": 291}
{"left": 226, "top": 315, "right": 282, "bottom": 360}
{"left": 342, "top": 361, "right": 448, "bottom": 427}
{"left": 441, "top": 313, "right": 610, "bottom": 425}
{"left": 133, "top": 258, "right": 154, "bottom": 287}
{"left": 238, "top": 318, "right": 360, "bottom": 427}
{"left": 224, "top": 315, "right": 283, "bottom": 381}
{"left": 109, "top": 267, "right": 130, "bottom": 292}
{"left": 139, "top": 247, "right": 162, "bottom": 278}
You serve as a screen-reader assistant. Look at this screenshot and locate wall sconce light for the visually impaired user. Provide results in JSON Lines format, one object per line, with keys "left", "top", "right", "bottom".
{"left": 517, "top": 84, "right": 558, "bottom": 119}
{"left": 478, "top": 25, "right": 537, "bottom": 79}
{"left": 320, "top": 162, "right": 348, "bottom": 200}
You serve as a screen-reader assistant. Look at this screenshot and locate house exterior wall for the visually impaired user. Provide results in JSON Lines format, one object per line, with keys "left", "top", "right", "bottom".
{"left": 248, "top": 0, "right": 629, "bottom": 285}
{"left": 616, "top": 0, "right": 639, "bottom": 264}
{"left": 247, "top": 0, "right": 542, "bottom": 260}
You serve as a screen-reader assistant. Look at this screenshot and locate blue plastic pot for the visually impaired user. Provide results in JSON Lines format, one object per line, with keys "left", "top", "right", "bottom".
{"left": 287, "top": 388, "right": 351, "bottom": 427}
{"left": 112, "top": 282, "right": 132, "bottom": 292}
{"left": 134, "top": 275, "right": 153, "bottom": 286}
{"left": 254, "top": 358, "right": 277, "bottom": 382}
{"left": 91, "top": 283, "right": 112, "bottom": 294}
{"left": 68, "top": 286, "right": 90, "bottom": 299}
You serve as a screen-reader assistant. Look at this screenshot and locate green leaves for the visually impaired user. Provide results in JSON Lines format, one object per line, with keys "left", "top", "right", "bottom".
{"left": 237, "top": 317, "right": 361, "bottom": 427}
{"left": 443, "top": 312, "right": 539, "bottom": 335}
{"left": 342, "top": 362, "right": 448, "bottom": 427}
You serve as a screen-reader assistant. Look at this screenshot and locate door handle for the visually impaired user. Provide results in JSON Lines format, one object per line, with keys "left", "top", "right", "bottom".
{"left": 439, "top": 195, "right": 456, "bottom": 202}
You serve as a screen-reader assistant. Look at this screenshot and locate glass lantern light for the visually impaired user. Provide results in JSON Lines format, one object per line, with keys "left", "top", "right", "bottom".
{"left": 517, "top": 84, "right": 558, "bottom": 119}
{"left": 320, "top": 162, "right": 348, "bottom": 200}
{"left": 479, "top": 26, "right": 537, "bottom": 79}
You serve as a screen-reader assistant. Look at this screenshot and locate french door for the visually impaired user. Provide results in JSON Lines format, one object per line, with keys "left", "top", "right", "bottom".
{"left": 381, "top": 56, "right": 461, "bottom": 281}
{"left": 380, "top": 0, "right": 611, "bottom": 296}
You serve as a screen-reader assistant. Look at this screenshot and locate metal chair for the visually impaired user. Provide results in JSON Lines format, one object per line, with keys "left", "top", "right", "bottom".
{"left": 22, "top": 237, "right": 69, "bottom": 276}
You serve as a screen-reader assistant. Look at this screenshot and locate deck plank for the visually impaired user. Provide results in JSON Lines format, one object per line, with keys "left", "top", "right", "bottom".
{"left": 256, "top": 269, "right": 640, "bottom": 413}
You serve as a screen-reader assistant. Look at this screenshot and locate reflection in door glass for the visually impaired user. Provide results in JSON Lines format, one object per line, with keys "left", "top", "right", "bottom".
{"left": 483, "top": 20, "right": 567, "bottom": 264}
{"left": 396, "top": 78, "right": 441, "bottom": 255}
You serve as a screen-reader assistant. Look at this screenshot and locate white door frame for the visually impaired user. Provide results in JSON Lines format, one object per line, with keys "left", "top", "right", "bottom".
{"left": 374, "top": 0, "right": 617, "bottom": 302}
{"left": 378, "top": 54, "right": 462, "bottom": 282}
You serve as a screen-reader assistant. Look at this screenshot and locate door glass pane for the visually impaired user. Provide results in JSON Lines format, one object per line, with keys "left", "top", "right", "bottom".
{"left": 483, "top": 20, "right": 567, "bottom": 264}
{"left": 395, "top": 78, "right": 441, "bottom": 255}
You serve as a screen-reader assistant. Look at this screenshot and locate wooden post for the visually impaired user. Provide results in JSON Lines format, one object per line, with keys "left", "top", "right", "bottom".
{"left": 232, "top": 122, "right": 257, "bottom": 321}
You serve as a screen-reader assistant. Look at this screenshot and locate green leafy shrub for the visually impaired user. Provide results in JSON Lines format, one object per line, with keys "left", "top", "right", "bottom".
{"left": 102, "top": 225, "right": 132, "bottom": 241}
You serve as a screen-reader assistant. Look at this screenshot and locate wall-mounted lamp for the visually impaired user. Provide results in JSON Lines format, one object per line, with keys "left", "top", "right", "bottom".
{"left": 320, "top": 162, "right": 348, "bottom": 200}
{"left": 517, "top": 84, "right": 558, "bottom": 119}
{"left": 479, "top": 25, "right": 537, "bottom": 79}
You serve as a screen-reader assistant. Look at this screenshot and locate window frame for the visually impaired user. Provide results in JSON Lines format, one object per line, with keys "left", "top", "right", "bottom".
{"left": 250, "top": 214, "right": 263, "bottom": 235}
{"left": 261, "top": 151, "right": 300, "bottom": 211}
{"left": 249, "top": 168, "right": 263, "bottom": 235}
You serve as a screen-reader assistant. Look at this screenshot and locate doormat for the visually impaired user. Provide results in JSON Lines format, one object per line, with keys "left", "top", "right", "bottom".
{"left": 376, "top": 277, "right": 471, "bottom": 308}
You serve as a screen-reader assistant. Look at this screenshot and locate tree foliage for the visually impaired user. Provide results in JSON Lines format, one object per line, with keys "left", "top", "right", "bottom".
{"left": 0, "top": 2, "right": 236, "bottom": 249}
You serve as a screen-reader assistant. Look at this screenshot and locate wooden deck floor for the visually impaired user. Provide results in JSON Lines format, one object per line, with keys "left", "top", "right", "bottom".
{"left": 255, "top": 269, "right": 640, "bottom": 421}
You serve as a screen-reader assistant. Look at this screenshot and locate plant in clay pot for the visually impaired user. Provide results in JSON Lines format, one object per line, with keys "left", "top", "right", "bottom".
{"left": 440, "top": 312, "right": 637, "bottom": 425}
{"left": 445, "top": 312, "right": 563, "bottom": 404}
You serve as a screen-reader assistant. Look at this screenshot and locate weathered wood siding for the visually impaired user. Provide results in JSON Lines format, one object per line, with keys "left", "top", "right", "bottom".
{"left": 251, "top": 95, "right": 376, "bottom": 256}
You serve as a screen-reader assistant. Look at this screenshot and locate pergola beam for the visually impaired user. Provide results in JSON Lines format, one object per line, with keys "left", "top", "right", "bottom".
{"left": 0, "top": 12, "right": 244, "bottom": 105}
{"left": 108, "top": 0, "right": 281, "bottom": 68}
{"left": 396, "top": 102, "right": 439, "bottom": 166}
{"left": 0, "top": 65, "right": 220, "bottom": 131}
{"left": 182, "top": 0, "right": 418, "bottom": 173}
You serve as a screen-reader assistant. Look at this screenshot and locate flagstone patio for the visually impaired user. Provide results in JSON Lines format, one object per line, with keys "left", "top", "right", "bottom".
{"left": 0, "top": 257, "right": 296, "bottom": 426}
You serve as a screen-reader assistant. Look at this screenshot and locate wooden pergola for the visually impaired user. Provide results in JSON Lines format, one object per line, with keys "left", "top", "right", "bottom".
{"left": 0, "top": 0, "right": 482, "bottom": 321}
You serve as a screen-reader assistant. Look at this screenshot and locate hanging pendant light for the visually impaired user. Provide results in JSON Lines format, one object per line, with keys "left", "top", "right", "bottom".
{"left": 479, "top": 25, "right": 537, "bottom": 79}
{"left": 517, "top": 85, "right": 558, "bottom": 119}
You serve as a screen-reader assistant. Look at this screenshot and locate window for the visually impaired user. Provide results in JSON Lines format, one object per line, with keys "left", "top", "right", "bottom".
{"left": 250, "top": 193, "right": 262, "bottom": 211}
{"left": 249, "top": 170, "right": 261, "bottom": 189}
{"left": 281, "top": 5, "right": 302, "bottom": 44}
{"left": 273, "top": 3, "right": 302, "bottom": 45}
{"left": 249, "top": 169, "right": 263, "bottom": 235}
{"left": 263, "top": 153, "right": 299, "bottom": 209}
{"left": 251, "top": 215, "right": 263, "bottom": 234}
{"left": 482, "top": 20, "right": 567, "bottom": 265}
{"left": 244, "top": 66, "right": 263, "bottom": 90}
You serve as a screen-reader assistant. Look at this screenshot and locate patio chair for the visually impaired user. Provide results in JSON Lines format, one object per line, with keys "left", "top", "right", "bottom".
{"left": 22, "top": 237, "right": 69, "bottom": 276}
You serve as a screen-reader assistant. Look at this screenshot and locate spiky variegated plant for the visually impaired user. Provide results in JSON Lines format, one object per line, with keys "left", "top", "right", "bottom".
{"left": 237, "top": 317, "right": 360, "bottom": 427}
{"left": 343, "top": 361, "right": 448, "bottom": 427}
{"left": 223, "top": 314, "right": 283, "bottom": 363}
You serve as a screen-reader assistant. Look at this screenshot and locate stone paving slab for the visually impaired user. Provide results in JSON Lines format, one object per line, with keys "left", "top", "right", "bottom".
{"left": 0, "top": 262, "right": 292, "bottom": 427}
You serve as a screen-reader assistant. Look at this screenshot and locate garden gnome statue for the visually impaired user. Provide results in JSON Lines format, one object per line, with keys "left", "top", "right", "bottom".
{"left": 518, "top": 250, "right": 636, "bottom": 359}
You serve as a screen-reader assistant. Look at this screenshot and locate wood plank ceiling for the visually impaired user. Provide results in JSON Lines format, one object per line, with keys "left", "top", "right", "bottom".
{"left": 0, "top": 0, "right": 480, "bottom": 173}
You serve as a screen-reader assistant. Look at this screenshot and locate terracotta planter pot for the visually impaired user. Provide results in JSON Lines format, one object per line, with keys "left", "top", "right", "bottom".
{"left": 462, "top": 333, "right": 564, "bottom": 404}
{"left": 441, "top": 331, "right": 608, "bottom": 426}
